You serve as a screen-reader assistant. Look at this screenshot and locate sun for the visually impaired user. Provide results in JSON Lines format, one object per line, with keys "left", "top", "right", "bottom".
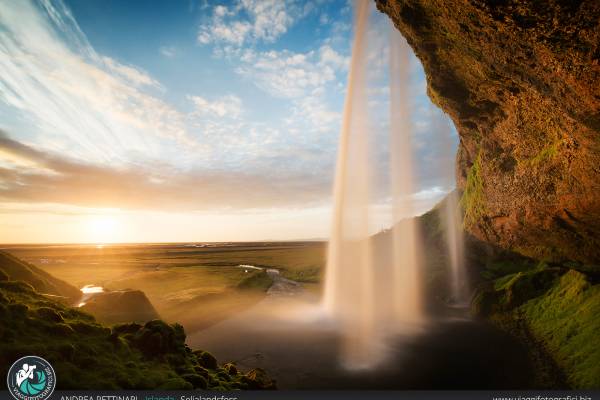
{"left": 86, "top": 216, "right": 119, "bottom": 244}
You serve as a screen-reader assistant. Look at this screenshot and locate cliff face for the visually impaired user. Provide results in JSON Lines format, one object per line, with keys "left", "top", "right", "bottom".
{"left": 376, "top": 0, "right": 600, "bottom": 264}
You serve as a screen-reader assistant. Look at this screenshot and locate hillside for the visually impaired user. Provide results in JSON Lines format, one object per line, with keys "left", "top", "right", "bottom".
{"left": 0, "top": 250, "right": 80, "bottom": 302}
{"left": 0, "top": 268, "right": 275, "bottom": 390}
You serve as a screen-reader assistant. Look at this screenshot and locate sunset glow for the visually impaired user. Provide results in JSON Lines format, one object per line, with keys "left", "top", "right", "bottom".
{"left": 0, "top": 0, "right": 456, "bottom": 244}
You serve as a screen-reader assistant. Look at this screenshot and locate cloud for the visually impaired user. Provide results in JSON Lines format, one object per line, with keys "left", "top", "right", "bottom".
{"left": 188, "top": 94, "right": 243, "bottom": 119}
{"left": 159, "top": 45, "right": 177, "bottom": 58}
{"left": 0, "top": 0, "right": 196, "bottom": 166}
{"left": 0, "top": 132, "right": 332, "bottom": 211}
{"left": 101, "top": 56, "right": 161, "bottom": 88}
{"left": 197, "top": 0, "right": 314, "bottom": 49}
{"left": 287, "top": 93, "right": 340, "bottom": 133}
{"left": 235, "top": 45, "right": 348, "bottom": 98}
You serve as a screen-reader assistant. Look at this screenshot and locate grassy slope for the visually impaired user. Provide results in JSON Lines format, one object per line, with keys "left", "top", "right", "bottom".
{"left": 0, "top": 251, "right": 80, "bottom": 302}
{"left": 0, "top": 276, "right": 274, "bottom": 390}
{"left": 519, "top": 271, "right": 600, "bottom": 388}
{"left": 473, "top": 263, "right": 600, "bottom": 388}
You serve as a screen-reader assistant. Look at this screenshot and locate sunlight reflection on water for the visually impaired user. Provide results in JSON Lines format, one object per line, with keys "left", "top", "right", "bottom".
{"left": 81, "top": 284, "right": 104, "bottom": 294}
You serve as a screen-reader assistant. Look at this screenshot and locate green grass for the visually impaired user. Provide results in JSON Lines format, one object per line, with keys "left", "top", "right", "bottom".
{"left": 519, "top": 270, "right": 600, "bottom": 388}
{"left": 480, "top": 259, "right": 541, "bottom": 280}
{"left": 460, "top": 153, "right": 486, "bottom": 229}
{"left": 473, "top": 262, "right": 600, "bottom": 388}
{"left": 0, "top": 277, "right": 274, "bottom": 390}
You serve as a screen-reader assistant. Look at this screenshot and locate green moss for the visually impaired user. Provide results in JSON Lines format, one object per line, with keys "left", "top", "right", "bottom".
{"left": 473, "top": 266, "right": 563, "bottom": 315}
{"left": 481, "top": 259, "right": 541, "bottom": 281}
{"left": 460, "top": 153, "right": 486, "bottom": 229}
{"left": 474, "top": 266, "right": 600, "bottom": 388}
{"left": 513, "top": 244, "right": 561, "bottom": 262}
{"left": 0, "top": 278, "right": 275, "bottom": 390}
{"left": 519, "top": 270, "right": 600, "bottom": 388}
{"left": 531, "top": 143, "right": 558, "bottom": 164}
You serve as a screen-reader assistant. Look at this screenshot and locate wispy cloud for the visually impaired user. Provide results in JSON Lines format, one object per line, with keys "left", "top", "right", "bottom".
{"left": 188, "top": 94, "right": 244, "bottom": 119}
{"left": 0, "top": 0, "right": 195, "bottom": 166}
{"left": 197, "top": 0, "right": 314, "bottom": 50}
{"left": 0, "top": 132, "right": 331, "bottom": 210}
{"left": 159, "top": 45, "right": 177, "bottom": 58}
{"left": 101, "top": 56, "right": 162, "bottom": 88}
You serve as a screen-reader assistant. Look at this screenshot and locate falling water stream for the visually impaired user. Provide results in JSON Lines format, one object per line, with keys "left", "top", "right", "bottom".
{"left": 443, "top": 190, "right": 468, "bottom": 304}
{"left": 323, "top": 0, "right": 425, "bottom": 368}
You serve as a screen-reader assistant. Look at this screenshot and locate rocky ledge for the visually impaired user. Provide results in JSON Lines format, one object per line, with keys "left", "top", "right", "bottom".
{"left": 376, "top": 0, "right": 600, "bottom": 265}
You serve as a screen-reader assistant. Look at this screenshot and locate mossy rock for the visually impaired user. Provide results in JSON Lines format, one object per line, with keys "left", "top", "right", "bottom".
{"left": 193, "top": 365, "right": 209, "bottom": 379}
{"left": 112, "top": 323, "right": 143, "bottom": 335}
{"left": 157, "top": 378, "right": 193, "bottom": 390}
{"left": 181, "top": 373, "right": 207, "bottom": 389}
{"left": 501, "top": 268, "right": 564, "bottom": 308}
{"left": 223, "top": 362, "right": 238, "bottom": 375}
{"left": 132, "top": 320, "right": 186, "bottom": 357}
{"left": 243, "top": 368, "right": 276, "bottom": 390}
{"left": 473, "top": 267, "right": 565, "bottom": 316}
{"left": 195, "top": 350, "right": 218, "bottom": 369}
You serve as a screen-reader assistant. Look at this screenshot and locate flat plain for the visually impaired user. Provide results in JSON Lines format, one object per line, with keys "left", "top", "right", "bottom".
{"left": 2, "top": 241, "right": 326, "bottom": 333}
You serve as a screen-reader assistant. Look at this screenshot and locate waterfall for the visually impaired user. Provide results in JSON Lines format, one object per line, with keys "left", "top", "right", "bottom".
{"left": 323, "top": 0, "right": 376, "bottom": 368}
{"left": 389, "top": 26, "right": 424, "bottom": 325}
{"left": 431, "top": 106, "right": 469, "bottom": 304}
{"left": 323, "top": 0, "right": 425, "bottom": 369}
{"left": 444, "top": 190, "right": 468, "bottom": 304}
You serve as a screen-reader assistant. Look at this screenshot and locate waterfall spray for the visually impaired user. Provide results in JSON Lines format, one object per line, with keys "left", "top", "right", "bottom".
{"left": 324, "top": 0, "right": 425, "bottom": 369}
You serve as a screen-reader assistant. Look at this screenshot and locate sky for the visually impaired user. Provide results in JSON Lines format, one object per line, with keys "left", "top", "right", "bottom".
{"left": 0, "top": 0, "right": 458, "bottom": 244}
